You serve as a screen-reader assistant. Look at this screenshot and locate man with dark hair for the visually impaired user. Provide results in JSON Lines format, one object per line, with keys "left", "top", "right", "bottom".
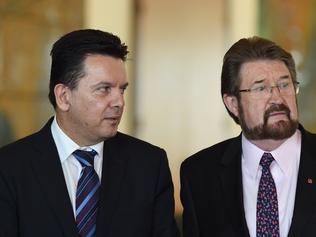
{"left": 0, "top": 29, "right": 179, "bottom": 237}
{"left": 181, "top": 36, "right": 316, "bottom": 237}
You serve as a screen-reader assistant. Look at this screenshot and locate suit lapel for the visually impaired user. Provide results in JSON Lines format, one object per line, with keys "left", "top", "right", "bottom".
{"left": 29, "top": 119, "right": 78, "bottom": 237}
{"left": 96, "top": 133, "right": 129, "bottom": 236}
{"left": 288, "top": 129, "right": 316, "bottom": 236}
{"left": 219, "top": 136, "right": 250, "bottom": 237}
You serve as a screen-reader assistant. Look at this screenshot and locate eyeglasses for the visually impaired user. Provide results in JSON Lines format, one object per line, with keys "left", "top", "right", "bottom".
{"left": 239, "top": 81, "right": 300, "bottom": 99}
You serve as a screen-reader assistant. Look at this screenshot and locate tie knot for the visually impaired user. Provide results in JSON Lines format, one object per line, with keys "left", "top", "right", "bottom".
{"left": 73, "top": 149, "right": 97, "bottom": 168}
{"left": 260, "top": 152, "right": 274, "bottom": 169}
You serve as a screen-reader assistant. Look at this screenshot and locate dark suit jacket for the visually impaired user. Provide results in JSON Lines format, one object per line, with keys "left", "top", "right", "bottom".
{"left": 180, "top": 126, "right": 316, "bottom": 237}
{"left": 0, "top": 119, "right": 179, "bottom": 237}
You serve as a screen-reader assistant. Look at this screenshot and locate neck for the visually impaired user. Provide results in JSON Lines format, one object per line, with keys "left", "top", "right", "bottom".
{"left": 55, "top": 114, "right": 96, "bottom": 147}
{"left": 249, "top": 138, "right": 287, "bottom": 152}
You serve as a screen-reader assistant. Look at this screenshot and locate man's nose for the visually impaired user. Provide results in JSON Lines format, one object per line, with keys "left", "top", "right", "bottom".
{"left": 111, "top": 90, "right": 124, "bottom": 108}
{"left": 268, "top": 85, "right": 283, "bottom": 103}
{"left": 268, "top": 85, "right": 281, "bottom": 94}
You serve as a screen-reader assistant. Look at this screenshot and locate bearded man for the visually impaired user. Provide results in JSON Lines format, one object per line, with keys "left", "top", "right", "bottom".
{"left": 180, "top": 36, "right": 316, "bottom": 237}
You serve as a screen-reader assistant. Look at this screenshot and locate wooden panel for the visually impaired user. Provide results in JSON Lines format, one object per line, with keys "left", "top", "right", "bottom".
{"left": 0, "top": 0, "right": 83, "bottom": 146}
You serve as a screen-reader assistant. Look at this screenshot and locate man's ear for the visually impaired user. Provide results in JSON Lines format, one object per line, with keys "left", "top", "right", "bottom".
{"left": 223, "top": 94, "right": 239, "bottom": 118}
{"left": 54, "top": 84, "right": 71, "bottom": 111}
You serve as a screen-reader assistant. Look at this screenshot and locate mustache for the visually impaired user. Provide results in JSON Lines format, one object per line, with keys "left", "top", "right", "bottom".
{"left": 264, "top": 104, "right": 291, "bottom": 123}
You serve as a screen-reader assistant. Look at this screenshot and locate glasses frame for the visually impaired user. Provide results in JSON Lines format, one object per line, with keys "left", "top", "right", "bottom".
{"left": 239, "top": 81, "right": 300, "bottom": 97}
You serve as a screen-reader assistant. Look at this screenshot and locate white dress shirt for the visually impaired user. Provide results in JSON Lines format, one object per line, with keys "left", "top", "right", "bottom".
{"left": 51, "top": 116, "right": 104, "bottom": 217}
{"left": 242, "top": 130, "right": 301, "bottom": 237}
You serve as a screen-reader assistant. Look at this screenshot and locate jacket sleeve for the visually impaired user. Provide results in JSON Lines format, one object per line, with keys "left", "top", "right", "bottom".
{"left": 151, "top": 149, "right": 180, "bottom": 237}
{"left": 0, "top": 168, "right": 19, "bottom": 237}
{"left": 180, "top": 162, "right": 200, "bottom": 237}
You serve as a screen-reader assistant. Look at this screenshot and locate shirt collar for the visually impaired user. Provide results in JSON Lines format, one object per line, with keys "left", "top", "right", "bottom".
{"left": 242, "top": 129, "right": 301, "bottom": 179}
{"left": 51, "top": 116, "right": 104, "bottom": 163}
{"left": 270, "top": 130, "right": 301, "bottom": 176}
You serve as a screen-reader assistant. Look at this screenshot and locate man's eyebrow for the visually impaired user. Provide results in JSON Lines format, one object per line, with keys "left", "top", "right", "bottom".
{"left": 94, "top": 81, "right": 111, "bottom": 86}
{"left": 252, "top": 79, "right": 265, "bottom": 84}
{"left": 121, "top": 83, "right": 129, "bottom": 88}
{"left": 279, "top": 75, "right": 290, "bottom": 80}
{"left": 251, "top": 75, "right": 290, "bottom": 85}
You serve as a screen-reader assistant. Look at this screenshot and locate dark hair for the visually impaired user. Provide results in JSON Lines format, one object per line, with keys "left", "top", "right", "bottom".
{"left": 48, "top": 29, "right": 129, "bottom": 108}
{"left": 221, "top": 36, "right": 297, "bottom": 124}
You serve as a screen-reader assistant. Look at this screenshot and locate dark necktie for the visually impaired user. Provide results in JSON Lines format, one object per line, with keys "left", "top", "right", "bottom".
{"left": 73, "top": 149, "right": 100, "bottom": 237}
{"left": 256, "top": 152, "right": 279, "bottom": 237}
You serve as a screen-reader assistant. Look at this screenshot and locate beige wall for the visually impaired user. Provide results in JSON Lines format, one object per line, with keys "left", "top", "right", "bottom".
{"left": 135, "top": 0, "right": 258, "bottom": 212}
{"left": 229, "top": 0, "right": 258, "bottom": 42}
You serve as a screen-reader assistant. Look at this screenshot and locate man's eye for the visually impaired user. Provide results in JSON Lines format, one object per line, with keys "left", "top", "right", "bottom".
{"left": 279, "top": 82, "right": 289, "bottom": 89}
{"left": 97, "top": 86, "right": 111, "bottom": 92}
{"left": 253, "top": 85, "right": 266, "bottom": 92}
{"left": 120, "top": 87, "right": 127, "bottom": 94}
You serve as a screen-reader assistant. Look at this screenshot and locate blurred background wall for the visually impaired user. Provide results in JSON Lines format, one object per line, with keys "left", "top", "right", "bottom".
{"left": 1, "top": 0, "right": 316, "bottom": 230}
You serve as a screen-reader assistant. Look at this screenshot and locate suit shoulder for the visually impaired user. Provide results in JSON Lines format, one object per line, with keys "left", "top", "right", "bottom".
{"left": 300, "top": 126, "right": 316, "bottom": 152}
{"left": 0, "top": 132, "right": 40, "bottom": 156}
{"left": 0, "top": 118, "right": 52, "bottom": 153}
{"left": 0, "top": 132, "right": 43, "bottom": 170}
{"left": 301, "top": 127, "right": 316, "bottom": 141}
{"left": 181, "top": 136, "right": 240, "bottom": 170}
{"left": 112, "top": 132, "right": 169, "bottom": 167}
{"left": 114, "top": 132, "right": 165, "bottom": 153}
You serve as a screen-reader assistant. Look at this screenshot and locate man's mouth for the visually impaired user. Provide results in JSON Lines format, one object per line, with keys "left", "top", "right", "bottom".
{"left": 264, "top": 104, "right": 291, "bottom": 123}
{"left": 105, "top": 116, "right": 120, "bottom": 121}
{"left": 268, "top": 111, "right": 287, "bottom": 117}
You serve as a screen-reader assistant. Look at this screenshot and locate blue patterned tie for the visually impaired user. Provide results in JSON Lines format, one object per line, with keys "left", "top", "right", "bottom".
{"left": 256, "top": 152, "right": 279, "bottom": 237}
{"left": 73, "top": 149, "right": 100, "bottom": 237}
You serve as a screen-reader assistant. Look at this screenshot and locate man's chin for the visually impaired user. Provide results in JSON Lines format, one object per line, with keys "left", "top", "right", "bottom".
{"left": 100, "top": 128, "right": 119, "bottom": 141}
{"left": 265, "top": 120, "right": 296, "bottom": 139}
{"left": 266, "top": 119, "right": 288, "bottom": 130}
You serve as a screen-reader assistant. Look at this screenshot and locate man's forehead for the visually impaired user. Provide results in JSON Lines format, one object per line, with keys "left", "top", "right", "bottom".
{"left": 239, "top": 60, "right": 290, "bottom": 82}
